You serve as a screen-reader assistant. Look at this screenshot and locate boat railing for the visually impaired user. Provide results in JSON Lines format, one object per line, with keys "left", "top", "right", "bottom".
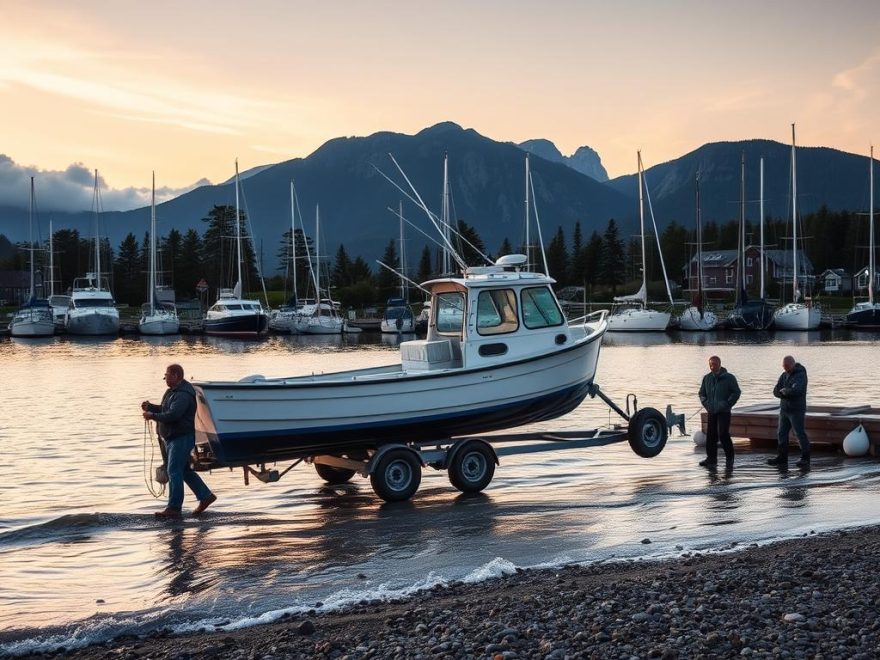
{"left": 567, "top": 309, "right": 608, "bottom": 326}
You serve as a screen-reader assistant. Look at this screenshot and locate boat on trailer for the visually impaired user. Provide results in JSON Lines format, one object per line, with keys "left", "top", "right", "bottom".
{"left": 193, "top": 254, "right": 674, "bottom": 501}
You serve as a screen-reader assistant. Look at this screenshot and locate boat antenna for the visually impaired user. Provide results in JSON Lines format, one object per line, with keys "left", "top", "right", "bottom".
{"left": 524, "top": 154, "right": 531, "bottom": 269}
{"left": 640, "top": 154, "right": 674, "bottom": 306}
{"left": 442, "top": 153, "right": 451, "bottom": 274}
{"left": 376, "top": 260, "right": 430, "bottom": 295}
{"left": 870, "top": 145, "right": 875, "bottom": 306}
{"left": 791, "top": 123, "right": 799, "bottom": 303}
{"left": 760, "top": 156, "right": 765, "bottom": 300}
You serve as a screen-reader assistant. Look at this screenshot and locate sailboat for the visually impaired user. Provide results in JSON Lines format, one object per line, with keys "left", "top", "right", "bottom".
{"left": 203, "top": 161, "right": 269, "bottom": 337}
{"left": 679, "top": 173, "right": 719, "bottom": 331}
{"left": 846, "top": 146, "right": 880, "bottom": 328}
{"left": 269, "top": 182, "right": 305, "bottom": 333}
{"left": 291, "top": 204, "right": 344, "bottom": 334}
{"left": 381, "top": 202, "right": 416, "bottom": 334}
{"left": 726, "top": 153, "right": 775, "bottom": 330}
{"left": 65, "top": 170, "right": 121, "bottom": 336}
{"left": 9, "top": 177, "right": 55, "bottom": 338}
{"left": 607, "top": 152, "right": 672, "bottom": 332}
{"left": 773, "top": 124, "right": 821, "bottom": 330}
{"left": 138, "top": 172, "right": 179, "bottom": 335}
{"left": 46, "top": 220, "right": 71, "bottom": 329}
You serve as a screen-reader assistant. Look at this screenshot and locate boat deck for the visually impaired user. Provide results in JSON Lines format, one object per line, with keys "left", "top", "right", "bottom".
{"left": 702, "top": 402, "right": 880, "bottom": 455}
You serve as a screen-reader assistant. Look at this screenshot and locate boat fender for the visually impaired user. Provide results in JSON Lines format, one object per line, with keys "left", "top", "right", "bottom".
{"left": 692, "top": 430, "right": 707, "bottom": 447}
{"left": 444, "top": 438, "right": 499, "bottom": 471}
{"left": 842, "top": 424, "right": 870, "bottom": 457}
{"left": 366, "top": 444, "right": 424, "bottom": 474}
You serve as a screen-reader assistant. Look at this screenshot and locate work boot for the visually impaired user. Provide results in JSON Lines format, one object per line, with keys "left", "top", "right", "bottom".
{"left": 699, "top": 459, "right": 717, "bottom": 468}
{"left": 767, "top": 454, "right": 788, "bottom": 466}
{"left": 796, "top": 453, "right": 811, "bottom": 468}
{"left": 725, "top": 456, "right": 734, "bottom": 470}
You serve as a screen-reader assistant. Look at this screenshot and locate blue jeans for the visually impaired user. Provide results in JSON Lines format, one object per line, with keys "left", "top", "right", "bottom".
{"left": 777, "top": 411, "right": 810, "bottom": 455}
{"left": 165, "top": 433, "right": 212, "bottom": 511}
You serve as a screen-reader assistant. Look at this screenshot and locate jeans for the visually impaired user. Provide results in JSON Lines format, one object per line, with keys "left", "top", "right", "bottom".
{"left": 706, "top": 411, "right": 734, "bottom": 464}
{"left": 165, "top": 433, "right": 212, "bottom": 511}
{"left": 777, "top": 411, "right": 810, "bottom": 455}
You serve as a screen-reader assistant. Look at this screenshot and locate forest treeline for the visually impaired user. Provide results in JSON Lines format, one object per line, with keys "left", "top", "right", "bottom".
{"left": 0, "top": 203, "right": 872, "bottom": 308}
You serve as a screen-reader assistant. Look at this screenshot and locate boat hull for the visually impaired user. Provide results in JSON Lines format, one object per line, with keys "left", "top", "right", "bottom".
{"left": 65, "top": 310, "right": 120, "bottom": 336}
{"left": 138, "top": 315, "right": 180, "bottom": 335}
{"left": 194, "top": 325, "right": 605, "bottom": 465}
{"left": 204, "top": 313, "right": 268, "bottom": 337}
{"left": 725, "top": 301, "right": 775, "bottom": 330}
{"left": 607, "top": 308, "right": 670, "bottom": 332}
{"left": 678, "top": 307, "right": 718, "bottom": 331}
{"left": 846, "top": 304, "right": 880, "bottom": 329}
{"left": 773, "top": 303, "right": 820, "bottom": 330}
{"left": 10, "top": 319, "right": 55, "bottom": 337}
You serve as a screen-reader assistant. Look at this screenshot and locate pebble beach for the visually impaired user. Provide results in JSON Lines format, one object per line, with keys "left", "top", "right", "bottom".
{"left": 31, "top": 525, "right": 880, "bottom": 660}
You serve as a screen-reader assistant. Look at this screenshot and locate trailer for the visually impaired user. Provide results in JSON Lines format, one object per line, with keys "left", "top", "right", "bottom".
{"left": 190, "top": 384, "right": 682, "bottom": 503}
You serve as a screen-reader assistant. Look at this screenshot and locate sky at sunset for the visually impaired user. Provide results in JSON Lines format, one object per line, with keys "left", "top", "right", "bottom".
{"left": 1, "top": 0, "right": 879, "bottom": 211}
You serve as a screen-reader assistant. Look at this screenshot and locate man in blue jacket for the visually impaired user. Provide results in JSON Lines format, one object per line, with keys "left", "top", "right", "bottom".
{"left": 142, "top": 363, "right": 216, "bottom": 519}
{"left": 698, "top": 355, "right": 741, "bottom": 469}
{"left": 768, "top": 355, "right": 810, "bottom": 468}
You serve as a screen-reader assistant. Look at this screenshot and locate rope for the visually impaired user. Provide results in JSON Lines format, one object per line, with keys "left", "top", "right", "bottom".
{"left": 143, "top": 420, "right": 166, "bottom": 499}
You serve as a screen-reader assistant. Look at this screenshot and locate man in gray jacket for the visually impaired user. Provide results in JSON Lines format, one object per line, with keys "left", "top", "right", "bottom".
{"left": 142, "top": 363, "right": 216, "bottom": 518}
{"left": 698, "top": 355, "right": 741, "bottom": 469}
{"left": 768, "top": 355, "right": 810, "bottom": 468}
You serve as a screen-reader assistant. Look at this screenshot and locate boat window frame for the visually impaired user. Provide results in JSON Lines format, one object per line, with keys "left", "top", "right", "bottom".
{"left": 476, "top": 288, "right": 519, "bottom": 336}
{"left": 520, "top": 286, "right": 565, "bottom": 329}
{"left": 434, "top": 291, "right": 465, "bottom": 335}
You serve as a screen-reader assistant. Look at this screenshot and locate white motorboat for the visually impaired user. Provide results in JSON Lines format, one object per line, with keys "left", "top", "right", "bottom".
{"left": 47, "top": 295, "right": 71, "bottom": 329}
{"left": 9, "top": 178, "right": 54, "bottom": 338}
{"left": 66, "top": 170, "right": 120, "bottom": 337}
{"left": 193, "top": 255, "right": 608, "bottom": 466}
{"left": 773, "top": 124, "right": 820, "bottom": 331}
{"left": 380, "top": 297, "right": 416, "bottom": 333}
{"left": 203, "top": 161, "right": 269, "bottom": 338}
{"left": 678, "top": 305, "right": 718, "bottom": 331}
{"left": 139, "top": 172, "right": 179, "bottom": 335}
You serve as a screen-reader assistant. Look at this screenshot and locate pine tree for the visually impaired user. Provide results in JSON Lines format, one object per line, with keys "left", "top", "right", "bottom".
{"left": 376, "top": 239, "right": 399, "bottom": 301}
{"left": 416, "top": 245, "right": 433, "bottom": 283}
{"left": 600, "top": 219, "right": 626, "bottom": 294}
{"left": 546, "top": 226, "right": 568, "bottom": 283}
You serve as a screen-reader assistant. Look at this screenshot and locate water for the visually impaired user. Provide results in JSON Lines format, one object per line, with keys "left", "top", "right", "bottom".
{"left": 2, "top": 329, "right": 880, "bottom": 654}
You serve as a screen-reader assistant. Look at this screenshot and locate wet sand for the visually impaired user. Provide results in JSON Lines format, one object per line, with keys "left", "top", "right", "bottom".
{"left": 35, "top": 525, "right": 880, "bottom": 659}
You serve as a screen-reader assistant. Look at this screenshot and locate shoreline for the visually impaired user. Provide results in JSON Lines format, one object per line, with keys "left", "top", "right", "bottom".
{"left": 29, "top": 524, "right": 880, "bottom": 659}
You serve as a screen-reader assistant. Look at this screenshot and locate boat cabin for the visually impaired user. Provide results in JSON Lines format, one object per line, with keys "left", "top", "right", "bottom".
{"left": 401, "top": 255, "right": 567, "bottom": 372}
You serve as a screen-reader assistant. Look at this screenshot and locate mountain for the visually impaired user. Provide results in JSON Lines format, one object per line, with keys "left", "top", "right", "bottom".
{"left": 518, "top": 139, "right": 609, "bottom": 182}
{"left": 0, "top": 122, "right": 634, "bottom": 270}
{"left": 606, "top": 140, "right": 875, "bottom": 227}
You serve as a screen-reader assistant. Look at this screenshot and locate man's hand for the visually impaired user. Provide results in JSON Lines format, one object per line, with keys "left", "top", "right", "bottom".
{"left": 143, "top": 411, "right": 153, "bottom": 420}
{"left": 141, "top": 400, "right": 150, "bottom": 411}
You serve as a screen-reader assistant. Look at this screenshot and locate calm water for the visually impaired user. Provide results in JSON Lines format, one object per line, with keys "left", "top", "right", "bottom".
{"left": 2, "top": 329, "right": 880, "bottom": 654}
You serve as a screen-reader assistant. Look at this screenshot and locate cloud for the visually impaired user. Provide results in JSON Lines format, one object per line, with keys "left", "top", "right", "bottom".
{"left": 0, "top": 154, "right": 209, "bottom": 212}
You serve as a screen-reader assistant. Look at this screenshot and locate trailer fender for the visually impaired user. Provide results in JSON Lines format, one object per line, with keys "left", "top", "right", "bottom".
{"left": 444, "top": 438, "right": 499, "bottom": 470}
{"left": 366, "top": 444, "right": 424, "bottom": 475}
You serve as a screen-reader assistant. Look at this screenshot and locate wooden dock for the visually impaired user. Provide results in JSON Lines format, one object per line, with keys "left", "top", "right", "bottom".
{"left": 702, "top": 403, "right": 880, "bottom": 456}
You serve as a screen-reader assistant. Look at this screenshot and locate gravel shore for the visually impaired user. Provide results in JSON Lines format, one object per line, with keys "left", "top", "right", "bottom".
{"left": 32, "top": 525, "right": 880, "bottom": 659}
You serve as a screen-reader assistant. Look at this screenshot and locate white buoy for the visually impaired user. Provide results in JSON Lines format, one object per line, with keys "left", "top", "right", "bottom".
{"left": 842, "top": 424, "right": 870, "bottom": 457}
{"left": 693, "top": 430, "right": 707, "bottom": 447}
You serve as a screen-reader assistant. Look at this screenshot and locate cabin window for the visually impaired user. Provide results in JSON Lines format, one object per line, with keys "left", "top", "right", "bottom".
{"left": 521, "top": 286, "right": 564, "bottom": 329}
{"left": 435, "top": 292, "right": 465, "bottom": 334}
{"left": 477, "top": 289, "right": 519, "bottom": 335}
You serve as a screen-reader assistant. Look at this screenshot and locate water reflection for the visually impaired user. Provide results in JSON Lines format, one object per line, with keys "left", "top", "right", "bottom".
{"left": 162, "top": 525, "right": 212, "bottom": 598}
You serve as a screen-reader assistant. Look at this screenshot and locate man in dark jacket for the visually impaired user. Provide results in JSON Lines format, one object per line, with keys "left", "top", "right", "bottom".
{"left": 768, "top": 355, "right": 810, "bottom": 468}
{"left": 142, "top": 363, "right": 216, "bottom": 518}
{"left": 698, "top": 355, "right": 741, "bottom": 469}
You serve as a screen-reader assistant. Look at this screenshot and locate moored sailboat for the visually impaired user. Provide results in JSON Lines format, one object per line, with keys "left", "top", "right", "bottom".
{"left": 138, "top": 172, "right": 179, "bottom": 335}
{"left": 846, "top": 146, "right": 880, "bottom": 329}
{"left": 679, "top": 173, "right": 719, "bottom": 331}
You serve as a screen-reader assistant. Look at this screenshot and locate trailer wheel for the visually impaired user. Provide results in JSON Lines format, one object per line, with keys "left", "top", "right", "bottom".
{"left": 628, "top": 407, "right": 668, "bottom": 458}
{"left": 370, "top": 449, "right": 421, "bottom": 502}
{"left": 448, "top": 441, "right": 495, "bottom": 493}
{"left": 314, "top": 463, "right": 356, "bottom": 484}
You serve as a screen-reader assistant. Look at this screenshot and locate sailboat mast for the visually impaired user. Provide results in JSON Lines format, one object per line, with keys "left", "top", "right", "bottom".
{"left": 94, "top": 169, "right": 101, "bottom": 289}
{"left": 524, "top": 154, "right": 531, "bottom": 270}
{"left": 399, "top": 201, "right": 406, "bottom": 300}
{"left": 149, "top": 171, "right": 156, "bottom": 314}
{"left": 740, "top": 152, "right": 746, "bottom": 293}
{"left": 791, "top": 124, "right": 798, "bottom": 301}
{"left": 49, "top": 219, "right": 54, "bottom": 297}
{"left": 28, "top": 177, "right": 35, "bottom": 299}
{"left": 442, "top": 153, "right": 450, "bottom": 275}
{"left": 870, "top": 146, "right": 875, "bottom": 305}
{"left": 315, "top": 204, "right": 321, "bottom": 304}
{"left": 290, "top": 182, "right": 297, "bottom": 301}
{"left": 234, "top": 160, "right": 243, "bottom": 293}
{"left": 637, "top": 151, "right": 647, "bottom": 296}
{"left": 695, "top": 173, "right": 704, "bottom": 304}
{"left": 760, "top": 157, "right": 765, "bottom": 299}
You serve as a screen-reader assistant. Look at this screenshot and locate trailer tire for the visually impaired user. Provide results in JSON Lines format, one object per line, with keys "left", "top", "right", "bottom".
{"left": 448, "top": 440, "right": 495, "bottom": 493}
{"left": 370, "top": 449, "right": 421, "bottom": 502}
{"left": 628, "top": 407, "right": 668, "bottom": 457}
{"left": 314, "top": 463, "right": 356, "bottom": 484}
